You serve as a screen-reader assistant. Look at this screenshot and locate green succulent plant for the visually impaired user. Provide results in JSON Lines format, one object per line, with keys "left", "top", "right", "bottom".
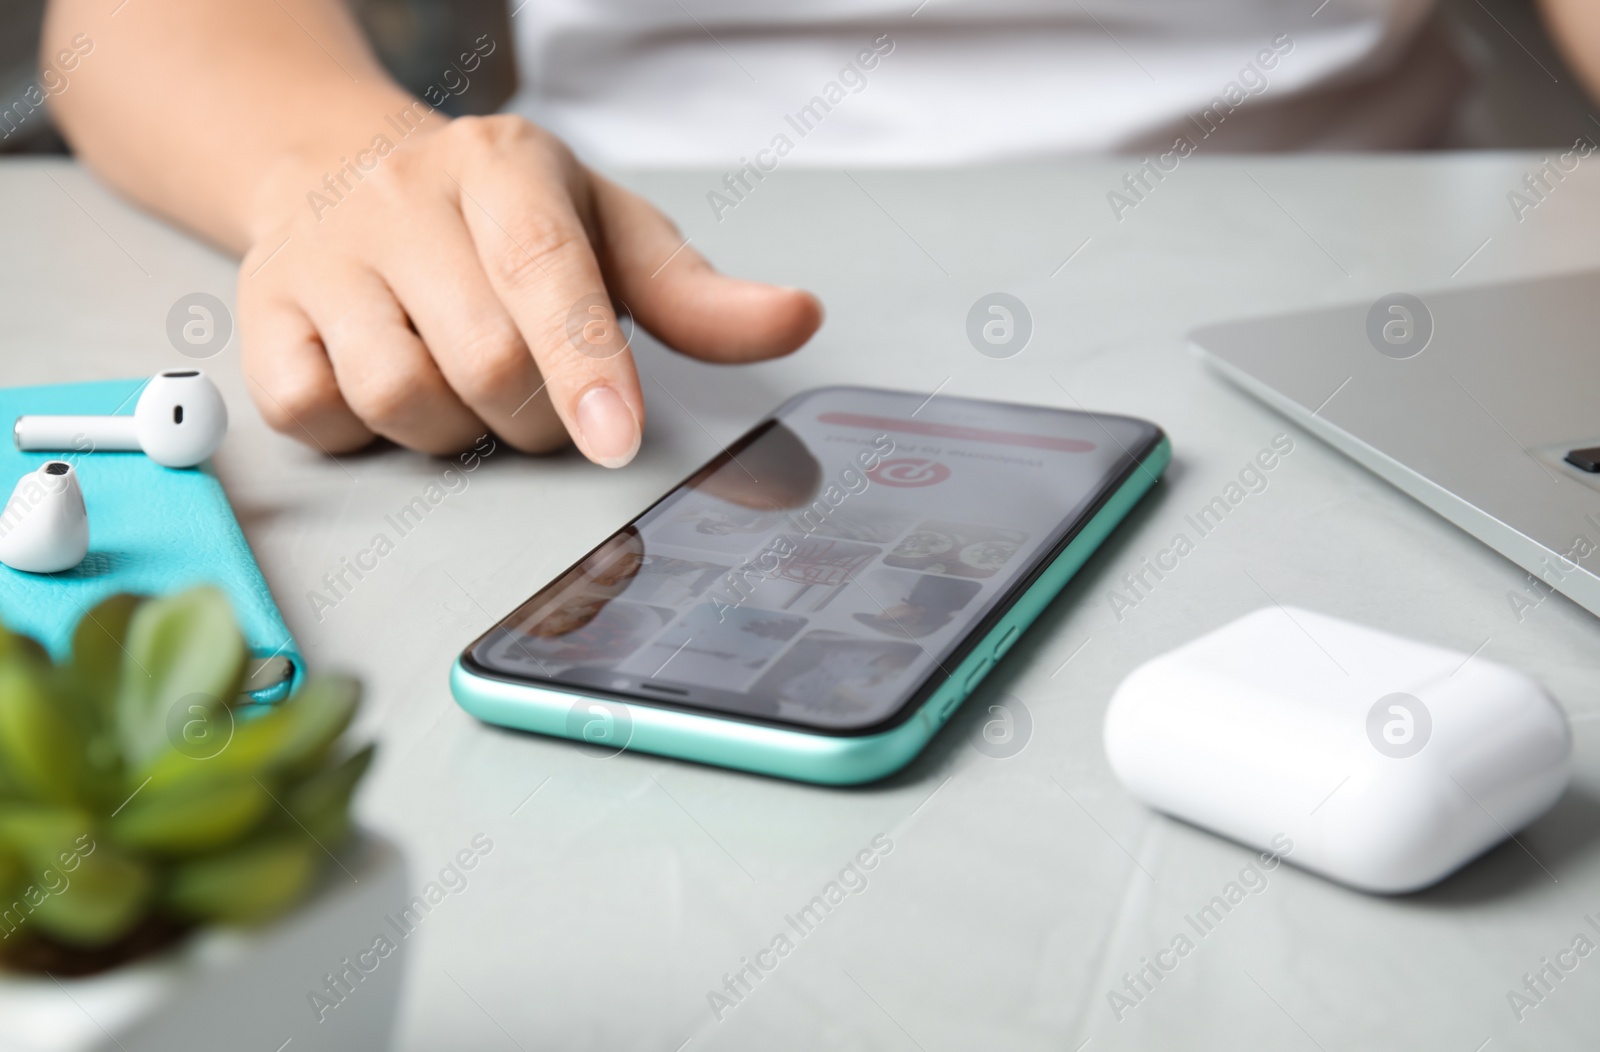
{"left": 0, "top": 586, "right": 372, "bottom": 975}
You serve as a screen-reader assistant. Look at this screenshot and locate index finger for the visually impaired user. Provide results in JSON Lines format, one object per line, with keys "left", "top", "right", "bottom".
{"left": 451, "top": 118, "right": 643, "bottom": 468}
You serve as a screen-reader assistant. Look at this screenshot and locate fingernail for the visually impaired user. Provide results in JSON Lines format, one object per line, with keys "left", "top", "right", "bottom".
{"left": 576, "top": 385, "right": 640, "bottom": 468}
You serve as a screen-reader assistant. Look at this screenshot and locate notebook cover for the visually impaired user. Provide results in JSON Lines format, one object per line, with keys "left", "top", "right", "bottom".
{"left": 0, "top": 378, "right": 302, "bottom": 703}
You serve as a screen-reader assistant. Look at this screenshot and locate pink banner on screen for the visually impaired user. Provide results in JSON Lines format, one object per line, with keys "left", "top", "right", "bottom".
{"left": 817, "top": 413, "right": 1096, "bottom": 453}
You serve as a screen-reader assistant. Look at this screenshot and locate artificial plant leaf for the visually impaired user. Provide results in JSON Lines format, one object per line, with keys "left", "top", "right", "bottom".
{"left": 266, "top": 675, "right": 362, "bottom": 776}
{"left": 142, "top": 674, "right": 360, "bottom": 791}
{"left": 65, "top": 593, "right": 144, "bottom": 730}
{"left": 141, "top": 707, "right": 275, "bottom": 792}
{"left": 0, "top": 662, "right": 86, "bottom": 805}
{"left": 38, "top": 597, "right": 150, "bottom": 815}
{"left": 108, "top": 774, "right": 271, "bottom": 856}
{"left": 116, "top": 587, "right": 247, "bottom": 769}
{"left": 0, "top": 805, "right": 94, "bottom": 865}
{"left": 0, "top": 622, "right": 49, "bottom": 667}
{"left": 164, "top": 835, "right": 319, "bottom": 926}
{"left": 0, "top": 805, "right": 101, "bottom": 944}
{"left": 0, "top": 844, "right": 21, "bottom": 946}
{"left": 0, "top": 746, "right": 24, "bottom": 803}
{"left": 41, "top": 672, "right": 124, "bottom": 815}
{"left": 281, "top": 743, "right": 375, "bottom": 847}
{"left": 28, "top": 842, "right": 154, "bottom": 948}
{"left": 136, "top": 690, "right": 237, "bottom": 790}
{"left": 0, "top": 841, "right": 23, "bottom": 902}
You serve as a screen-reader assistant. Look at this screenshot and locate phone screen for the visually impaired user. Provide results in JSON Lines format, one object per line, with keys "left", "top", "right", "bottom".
{"left": 465, "top": 387, "right": 1160, "bottom": 733}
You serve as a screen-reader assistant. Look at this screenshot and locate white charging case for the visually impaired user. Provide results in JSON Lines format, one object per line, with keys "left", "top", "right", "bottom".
{"left": 1104, "top": 606, "right": 1571, "bottom": 893}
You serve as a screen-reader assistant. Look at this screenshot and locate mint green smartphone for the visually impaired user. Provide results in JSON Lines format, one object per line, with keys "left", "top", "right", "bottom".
{"left": 451, "top": 386, "right": 1168, "bottom": 785}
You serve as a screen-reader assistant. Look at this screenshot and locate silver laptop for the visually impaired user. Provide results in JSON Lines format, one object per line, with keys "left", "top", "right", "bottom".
{"left": 1190, "top": 269, "right": 1600, "bottom": 619}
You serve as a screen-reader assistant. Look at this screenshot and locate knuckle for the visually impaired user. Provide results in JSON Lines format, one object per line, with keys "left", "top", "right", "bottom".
{"left": 453, "top": 324, "right": 532, "bottom": 403}
{"left": 539, "top": 350, "right": 611, "bottom": 392}
{"left": 348, "top": 367, "right": 428, "bottom": 430}
{"left": 446, "top": 114, "right": 494, "bottom": 149}
{"left": 262, "top": 371, "right": 339, "bottom": 432}
{"left": 254, "top": 394, "right": 297, "bottom": 436}
{"left": 451, "top": 113, "right": 545, "bottom": 153}
{"left": 490, "top": 215, "right": 585, "bottom": 290}
{"left": 364, "top": 158, "right": 412, "bottom": 202}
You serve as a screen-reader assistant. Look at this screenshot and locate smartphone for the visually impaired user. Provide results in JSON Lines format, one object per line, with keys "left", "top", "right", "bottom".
{"left": 451, "top": 386, "right": 1169, "bottom": 785}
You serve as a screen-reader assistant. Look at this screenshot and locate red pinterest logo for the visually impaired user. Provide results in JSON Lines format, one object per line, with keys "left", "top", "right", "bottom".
{"left": 868, "top": 458, "right": 952, "bottom": 487}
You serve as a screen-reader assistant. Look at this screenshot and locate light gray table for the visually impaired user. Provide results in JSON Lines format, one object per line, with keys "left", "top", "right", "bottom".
{"left": 5, "top": 153, "right": 1600, "bottom": 1051}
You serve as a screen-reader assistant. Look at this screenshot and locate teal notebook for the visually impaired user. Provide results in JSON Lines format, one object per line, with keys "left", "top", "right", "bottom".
{"left": 0, "top": 379, "right": 301, "bottom": 703}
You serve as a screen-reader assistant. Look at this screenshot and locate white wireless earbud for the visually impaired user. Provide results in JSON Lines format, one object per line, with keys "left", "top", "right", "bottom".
{"left": 13, "top": 370, "right": 228, "bottom": 469}
{"left": 0, "top": 461, "right": 88, "bottom": 574}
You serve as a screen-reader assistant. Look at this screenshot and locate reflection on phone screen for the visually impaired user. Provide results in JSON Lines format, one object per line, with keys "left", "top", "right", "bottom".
{"left": 472, "top": 388, "right": 1154, "bottom": 731}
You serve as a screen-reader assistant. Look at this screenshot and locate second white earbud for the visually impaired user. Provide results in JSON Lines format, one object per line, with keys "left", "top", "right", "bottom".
{"left": 13, "top": 370, "right": 228, "bottom": 469}
{"left": 0, "top": 461, "right": 88, "bottom": 574}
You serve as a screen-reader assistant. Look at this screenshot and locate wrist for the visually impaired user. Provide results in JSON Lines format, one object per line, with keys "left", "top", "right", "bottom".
{"left": 243, "top": 89, "right": 448, "bottom": 246}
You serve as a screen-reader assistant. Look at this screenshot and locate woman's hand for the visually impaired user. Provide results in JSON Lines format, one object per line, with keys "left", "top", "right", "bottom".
{"left": 239, "top": 113, "right": 822, "bottom": 465}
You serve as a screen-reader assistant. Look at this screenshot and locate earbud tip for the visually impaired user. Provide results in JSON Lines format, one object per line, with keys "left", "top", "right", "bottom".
{"left": 0, "top": 461, "right": 89, "bottom": 574}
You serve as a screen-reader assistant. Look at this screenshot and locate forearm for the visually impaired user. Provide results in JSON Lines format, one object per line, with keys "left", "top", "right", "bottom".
{"left": 42, "top": 0, "right": 417, "bottom": 252}
{"left": 1539, "top": 0, "right": 1600, "bottom": 109}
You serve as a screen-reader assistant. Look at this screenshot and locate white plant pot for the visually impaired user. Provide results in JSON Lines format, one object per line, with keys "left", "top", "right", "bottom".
{"left": 0, "top": 835, "right": 409, "bottom": 1052}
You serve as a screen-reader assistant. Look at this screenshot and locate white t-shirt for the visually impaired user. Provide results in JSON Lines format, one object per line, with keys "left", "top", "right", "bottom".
{"left": 506, "top": 0, "right": 1465, "bottom": 167}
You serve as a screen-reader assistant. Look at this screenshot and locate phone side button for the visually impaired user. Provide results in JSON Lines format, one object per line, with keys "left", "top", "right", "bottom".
{"left": 963, "top": 658, "right": 994, "bottom": 696}
{"left": 937, "top": 692, "right": 964, "bottom": 722}
{"left": 994, "top": 625, "right": 1019, "bottom": 657}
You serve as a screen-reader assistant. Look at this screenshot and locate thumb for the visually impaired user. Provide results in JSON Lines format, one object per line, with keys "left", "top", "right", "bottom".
{"left": 587, "top": 172, "right": 823, "bottom": 363}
